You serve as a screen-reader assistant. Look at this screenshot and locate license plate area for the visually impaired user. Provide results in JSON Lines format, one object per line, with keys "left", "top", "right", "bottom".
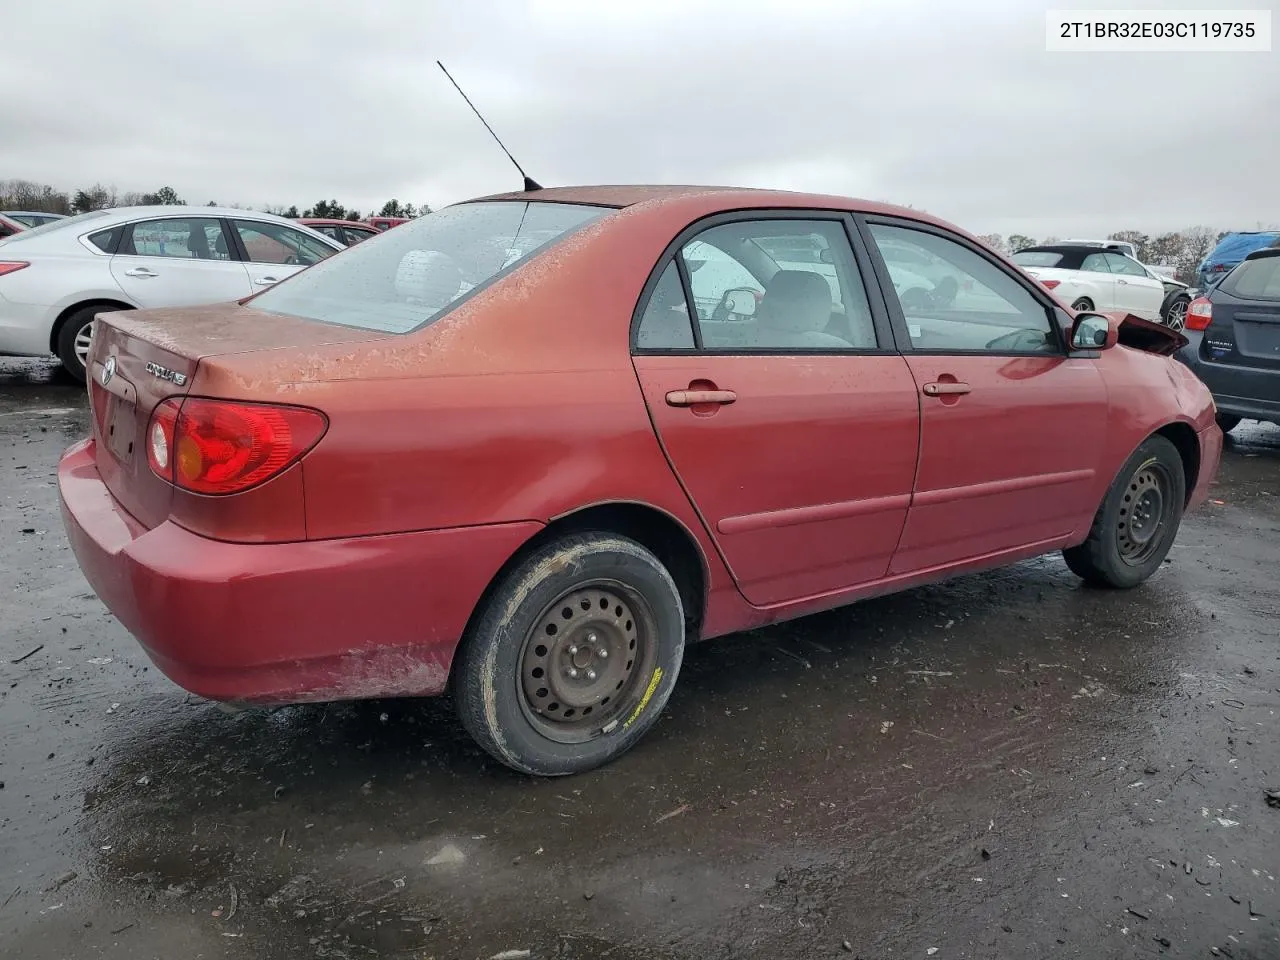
{"left": 89, "top": 359, "right": 139, "bottom": 464}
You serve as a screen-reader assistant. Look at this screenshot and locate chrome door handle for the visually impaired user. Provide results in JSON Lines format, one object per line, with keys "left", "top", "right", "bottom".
{"left": 123, "top": 268, "right": 157, "bottom": 278}
{"left": 254, "top": 276, "right": 280, "bottom": 285}
{"left": 922, "top": 381, "right": 971, "bottom": 397}
{"left": 1117, "top": 279, "right": 1129, "bottom": 285}
{"left": 665, "top": 389, "right": 737, "bottom": 407}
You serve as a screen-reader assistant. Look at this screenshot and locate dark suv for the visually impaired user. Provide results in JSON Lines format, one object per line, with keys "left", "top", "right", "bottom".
{"left": 1178, "top": 248, "right": 1280, "bottom": 433}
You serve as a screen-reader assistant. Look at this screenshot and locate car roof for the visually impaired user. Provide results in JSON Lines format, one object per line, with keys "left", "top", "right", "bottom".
{"left": 468, "top": 184, "right": 947, "bottom": 223}
{"left": 1013, "top": 245, "right": 1101, "bottom": 265}
{"left": 298, "top": 218, "right": 373, "bottom": 227}
{"left": 1, "top": 210, "right": 65, "bottom": 217}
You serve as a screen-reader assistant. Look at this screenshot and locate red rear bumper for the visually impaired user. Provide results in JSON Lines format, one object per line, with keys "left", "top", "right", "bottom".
{"left": 57, "top": 439, "right": 541, "bottom": 704}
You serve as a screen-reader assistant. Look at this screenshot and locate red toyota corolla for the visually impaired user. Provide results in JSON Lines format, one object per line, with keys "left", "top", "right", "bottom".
{"left": 58, "top": 185, "right": 1222, "bottom": 776}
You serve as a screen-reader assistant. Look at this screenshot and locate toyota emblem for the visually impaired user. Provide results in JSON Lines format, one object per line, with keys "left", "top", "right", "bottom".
{"left": 101, "top": 355, "right": 116, "bottom": 387}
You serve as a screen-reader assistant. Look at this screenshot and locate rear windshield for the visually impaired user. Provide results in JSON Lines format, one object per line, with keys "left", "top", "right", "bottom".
{"left": 1012, "top": 251, "right": 1063, "bottom": 268}
{"left": 1219, "top": 254, "right": 1280, "bottom": 301}
{"left": 250, "top": 201, "right": 610, "bottom": 333}
{"left": 0, "top": 209, "right": 109, "bottom": 242}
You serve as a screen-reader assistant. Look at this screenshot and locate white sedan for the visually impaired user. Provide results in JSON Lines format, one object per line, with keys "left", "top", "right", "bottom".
{"left": 0, "top": 206, "right": 343, "bottom": 379}
{"left": 1010, "top": 245, "right": 1166, "bottom": 321}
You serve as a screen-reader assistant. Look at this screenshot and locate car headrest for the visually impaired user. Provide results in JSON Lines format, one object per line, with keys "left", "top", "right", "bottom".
{"left": 758, "top": 270, "right": 833, "bottom": 333}
{"left": 395, "top": 250, "right": 463, "bottom": 306}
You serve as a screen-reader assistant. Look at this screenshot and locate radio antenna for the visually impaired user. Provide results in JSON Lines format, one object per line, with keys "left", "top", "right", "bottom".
{"left": 437, "top": 60, "right": 543, "bottom": 193}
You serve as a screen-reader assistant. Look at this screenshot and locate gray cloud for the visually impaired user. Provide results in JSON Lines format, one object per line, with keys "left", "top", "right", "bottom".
{"left": 2, "top": 0, "right": 1276, "bottom": 237}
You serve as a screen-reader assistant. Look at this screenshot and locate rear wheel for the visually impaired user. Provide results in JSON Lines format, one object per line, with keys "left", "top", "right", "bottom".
{"left": 55, "top": 306, "right": 101, "bottom": 381}
{"left": 454, "top": 533, "right": 685, "bottom": 776}
{"left": 1063, "top": 435, "right": 1185, "bottom": 589}
{"left": 1071, "top": 297, "right": 1094, "bottom": 312}
{"left": 1216, "top": 413, "right": 1242, "bottom": 434}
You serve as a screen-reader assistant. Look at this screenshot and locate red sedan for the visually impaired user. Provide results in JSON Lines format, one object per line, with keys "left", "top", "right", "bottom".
{"left": 58, "top": 185, "right": 1222, "bottom": 776}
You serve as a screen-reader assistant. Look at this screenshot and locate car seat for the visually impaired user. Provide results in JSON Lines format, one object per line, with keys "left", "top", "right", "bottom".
{"left": 750, "top": 270, "right": 851, "bottom": 348}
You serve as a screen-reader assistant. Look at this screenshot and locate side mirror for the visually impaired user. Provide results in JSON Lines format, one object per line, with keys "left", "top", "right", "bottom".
{"left": 1071, "top": 312, "right": 1119, "bottom": 350}
{"left": 720, "top": 287, "right": 758, "bottom": 318}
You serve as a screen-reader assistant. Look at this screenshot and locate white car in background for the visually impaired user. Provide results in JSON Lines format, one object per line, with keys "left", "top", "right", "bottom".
{"left": 1010, "top": 244, "right": 1166, "bottom": 322}
{"left": 0, "top": 206, "right": 342, "bottom": 379}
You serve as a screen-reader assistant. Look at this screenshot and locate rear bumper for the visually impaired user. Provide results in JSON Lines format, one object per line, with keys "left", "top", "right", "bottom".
{"left": 58, "top": 438, "right": 542, "bottom": 704}
{"left": 1177, "top": 333, "right": 1280, "bottom": 424}
{"left": 0, "top": 299, "right": 55, "bottom": 356}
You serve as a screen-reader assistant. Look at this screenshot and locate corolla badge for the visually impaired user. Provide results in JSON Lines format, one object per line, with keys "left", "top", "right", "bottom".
{"left": 145, "top": 362, "right": 188, "bottom": 386}
{"left": 101, "top": 355, "right": 116, "bottom": 387}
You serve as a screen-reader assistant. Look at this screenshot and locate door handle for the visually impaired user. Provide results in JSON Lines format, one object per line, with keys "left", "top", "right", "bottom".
{"left": 123, "top": 267, "right": 157, "bottom": 278}
{"left": 1117, "top": 279, "right": 1129, "bottom": 285}
{"left": 922, "top": 381, "right": 971, "bottom": 397}
{"left": 665, "top": 389, "right": 737, "bottom": 407}
{"left": 254, "top": 276, "right": 280, "bottom": 285}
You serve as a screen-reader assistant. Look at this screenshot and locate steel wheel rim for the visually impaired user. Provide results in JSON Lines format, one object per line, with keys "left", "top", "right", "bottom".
{"left": 74, "top": 322, "right": 95, "bottom": 367}
{"left": 1165, "top": 299, "right": 1188, "bottom": 330}
{"left": 1117, "top": 462, "right": 1172, "bottom": 565}
{"left": 517, "top": 581, "right": 657, "bottom": 744}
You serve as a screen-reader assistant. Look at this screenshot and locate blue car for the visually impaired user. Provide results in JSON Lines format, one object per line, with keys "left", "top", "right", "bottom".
{"left": 1178, "top": 247, "right": 1280, "bottom": 433}
{"left": 1197, "top": 231, "right": 1280, "bottom": 289}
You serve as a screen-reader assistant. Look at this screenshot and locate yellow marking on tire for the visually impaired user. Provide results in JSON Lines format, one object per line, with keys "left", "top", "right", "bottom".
{"left": 623, "top": 667, "right": 664, "bottom": 730}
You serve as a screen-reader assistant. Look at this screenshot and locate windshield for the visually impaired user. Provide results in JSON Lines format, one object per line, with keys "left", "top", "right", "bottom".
{"left": 1012, "top": 251, "right": 1064, "bottom": 268}
{"left": 0, "top": 209, "right": 110, "bottom": 242}
{"left": 250, "top": 201, "right": 610, "bottom": 333}
{"left": 1219, "top": 254, "right": 1280, "bottom": 301}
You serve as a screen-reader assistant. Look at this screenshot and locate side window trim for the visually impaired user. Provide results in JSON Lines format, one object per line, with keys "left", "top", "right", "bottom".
{"left": 853, "top": 214, "right": 1068, "bottom": 356}
{"left": 630, "top": 208, "right": 895, "bottom": 356}
{"left": 671, "top": 252, "right": 704, "bottom": 350}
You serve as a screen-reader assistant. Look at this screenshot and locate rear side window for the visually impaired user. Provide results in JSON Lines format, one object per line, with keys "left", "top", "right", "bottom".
{"left": 635, "top": 262, "right": 695, "bottom": 349}
{"left": 88, "top": 225, "right": 123, "bottom": 253}
{"left": 251, "top": 202, "right": 610, "bottom": 334}
{"left": 1220, "top": 255, "right": 1280, "bottom": 301}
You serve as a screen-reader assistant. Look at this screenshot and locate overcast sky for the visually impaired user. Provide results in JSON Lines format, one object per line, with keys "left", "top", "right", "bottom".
{"left": 2, "top": 0, "right": 1277, "bottom": 238}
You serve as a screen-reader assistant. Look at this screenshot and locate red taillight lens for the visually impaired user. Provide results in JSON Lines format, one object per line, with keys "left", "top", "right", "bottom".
{"left": 1185, "top": 297, "right": 1213, "bottom": 331}
{"left": 1212, "top": 263, "right": 1228, "bottom": 272}
{"left": 146, "top": 397, "right": 327, "bottom": 495}
{"left": 1040, "top": 279, "right": 1061, "bottom": 290}
{"left": 0, "top": 261, "right": 30, "bottom": 277}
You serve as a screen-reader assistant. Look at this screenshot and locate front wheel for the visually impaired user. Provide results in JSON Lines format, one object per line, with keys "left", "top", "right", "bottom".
{"left": 1063, "top": 435, "right": 1186, "bottom": 589}
{"left": 1162, "top": 293, "right": 1190, "bottom": 330}
{"left": 454, "top": 533, "right": 686, "bottom": 776}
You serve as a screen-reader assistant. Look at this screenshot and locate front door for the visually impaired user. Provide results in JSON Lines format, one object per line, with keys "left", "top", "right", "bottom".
{"left": 229, "top": 218, "right": 337, "bottom": 290}
{"left": 1104, "top": 252, "right": 1166, "bottom": 319}
{"left": 110, "top": 217, "right": 253, "bottom": 307}
{"left": 862, "top": 220, "right": 1109, "bottom": 574}
{"left": 631, "top": 215, "right": 921, "bottom": 607}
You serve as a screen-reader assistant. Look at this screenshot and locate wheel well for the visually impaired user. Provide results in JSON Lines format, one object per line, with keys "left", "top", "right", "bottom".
{"left": 49, "top": 299, "right": 132, "bottom": 353}
{"left": 1155, "top": 422, "right": 1200, "bottom": 505}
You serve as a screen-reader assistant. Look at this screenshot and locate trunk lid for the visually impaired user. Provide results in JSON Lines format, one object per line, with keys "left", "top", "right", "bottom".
{"left": 1204, "top": 254, "right": 1280, "bottom": 372}
{"left": 87, "top": 302, "right": 389, "bottom": 529}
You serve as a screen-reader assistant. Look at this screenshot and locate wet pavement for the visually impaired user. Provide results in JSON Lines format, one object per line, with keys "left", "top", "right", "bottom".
{"left": 1, "top": 356, "right": 1278, "bottom": 960}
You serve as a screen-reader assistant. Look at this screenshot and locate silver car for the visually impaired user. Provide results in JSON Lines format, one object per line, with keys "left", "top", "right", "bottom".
{"left": 0, "top": 206, "right": 343, "bottom": 379}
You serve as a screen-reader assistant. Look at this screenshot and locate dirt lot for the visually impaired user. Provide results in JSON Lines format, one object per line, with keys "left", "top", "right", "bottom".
{"left": 1, "top": 357, "right": 1277, "bottom": 960}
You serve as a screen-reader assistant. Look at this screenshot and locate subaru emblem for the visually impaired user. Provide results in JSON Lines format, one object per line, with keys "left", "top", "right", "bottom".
{"left": 101, "top": 355, "right": 116, "bottom": 387}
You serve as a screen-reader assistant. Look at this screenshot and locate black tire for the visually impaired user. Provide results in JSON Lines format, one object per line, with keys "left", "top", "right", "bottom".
{"left": 1216, "top": 413, "right": 1242, "bottom": 434}
{"left": 454, "top": 533, "right": 686, "bottom": 776}
{"left": 1063, "top": 435, "right": 1186, "bottom": 589}
{"left": 1161, "top": 291, "right": 1191, "bottom": 330}
{"left": 1071, "top": 297, "right": 1094, "bottom": 312}
{"left": 55, "top": 305, "right": 100, "bottom": 382}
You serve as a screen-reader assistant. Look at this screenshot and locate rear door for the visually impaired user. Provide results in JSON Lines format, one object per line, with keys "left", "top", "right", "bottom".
{"left": 1104, "top": 253, "right": 1165, "bottom": 319}
{"left": 860, "top": 218, "right": 1109, "bottom": 574}
{"left": 110, "top": 217, "right": 253, "bottom": 307}
{"left": 229, "top": 218, "right": 337, "bottom": 290}
{"left": 631, "top": 213, "right": 921, "bottom": 607}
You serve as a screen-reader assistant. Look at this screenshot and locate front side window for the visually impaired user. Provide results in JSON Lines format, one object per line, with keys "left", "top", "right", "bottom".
{"left": 869, "top": 223, "right": 1056, "bottom": 354}
{"left": 1104, "top": 253, "right": 1147, "bottom": 277}
{"left": 234, "top": 220, "right": 334, "bottom": 266}
{"left": 678, "top": 219, "right": 877, "bottom": 350}
{"left": 250, "top": 201, "right": 610, "bottom": 334}
{"left": 125, "top": 218, "right": 231, "bottom": 260}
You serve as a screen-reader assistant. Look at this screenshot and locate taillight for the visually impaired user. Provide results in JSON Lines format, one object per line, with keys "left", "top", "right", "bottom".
{"left": 1212, "top": 263, "right": 1228, "bottom": 272}
{"left": 146, "top": 397, "right": 327, "bottom": 495}
{"left": 1185, "top": 297, "right": 1213, "bottom": 331}
{"left": 0, "top": 261, "right": 30, "bottom": 276}
{"left": 1040, "top": 279, "right": 1061, "bottom": 290}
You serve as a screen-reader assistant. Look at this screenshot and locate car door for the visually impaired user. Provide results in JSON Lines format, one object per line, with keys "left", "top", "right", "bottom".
{"left": 230, "top": 219, "right": 338, "bottom": 290}
{"left": 1104, "top": 253, "right": 1165, "bottom": 319}
{"left": 630, "top": 214, "right": 921, "bottom": 607}
{"left": 859, "top": 219, "right": 1109, "bottom": 575}
{"left": 1077, "top": 252, "right": 1120, "bottom": 310}
{"left": 110, "top": 217, "right": 253, "bottom": 307}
